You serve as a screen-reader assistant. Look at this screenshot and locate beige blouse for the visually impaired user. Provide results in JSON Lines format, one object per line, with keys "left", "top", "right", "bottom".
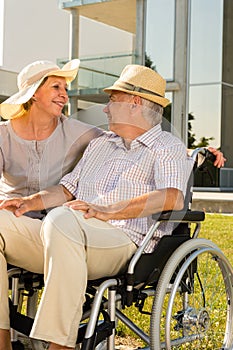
{"left": 0, "top": 114, "right": 102, "bottom": 203}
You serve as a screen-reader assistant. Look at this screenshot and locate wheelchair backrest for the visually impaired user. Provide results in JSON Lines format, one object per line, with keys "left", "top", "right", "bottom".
{"left": 126, "top": 148, "right": 214, "bottom": 291}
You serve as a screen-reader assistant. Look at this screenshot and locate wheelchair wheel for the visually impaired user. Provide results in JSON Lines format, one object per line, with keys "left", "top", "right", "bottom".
{"left": 150, "top": 238, "right": 233, "bottom": 349}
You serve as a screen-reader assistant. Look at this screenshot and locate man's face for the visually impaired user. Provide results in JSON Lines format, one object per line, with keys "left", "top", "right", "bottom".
{"left": 103, "top": 91, "right": 133, "bottom": 127}
{"left": 103, "top": 91, "right": 135, "bottom": 136}
{"left": 103, "top": 91, "right": 151, "bottom": 139}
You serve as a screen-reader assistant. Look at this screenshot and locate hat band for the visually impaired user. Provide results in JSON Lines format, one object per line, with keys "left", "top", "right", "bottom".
{"left": 20, "top": 67, "right": 59, "bottom": 90}
{"left": 116, "top": 81, "right": 164, "bottom": 98}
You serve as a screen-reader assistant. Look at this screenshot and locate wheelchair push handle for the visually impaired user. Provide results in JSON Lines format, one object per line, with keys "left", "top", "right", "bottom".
{"left": 201, "top": 148, "right": 216, "bottom": 163}
{"left": 191, "top": 147, "right": 216, "bottom": 168}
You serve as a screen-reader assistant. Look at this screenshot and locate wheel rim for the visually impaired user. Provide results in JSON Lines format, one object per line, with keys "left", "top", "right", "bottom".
{"left": 150, "top": 239, "right": 233, "bottom": 350}
{"left": 164, "top": 247, "right": 233, "bottom": 349}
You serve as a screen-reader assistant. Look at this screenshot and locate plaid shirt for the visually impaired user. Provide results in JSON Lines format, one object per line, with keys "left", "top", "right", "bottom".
{"left": 60, "top": 124, "right": 193, "bottom": 252}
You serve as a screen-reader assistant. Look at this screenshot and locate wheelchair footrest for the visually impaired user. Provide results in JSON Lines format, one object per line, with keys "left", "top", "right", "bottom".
{"left": 95, "top": 320, "right": 115, "bottom": 345}
{"left": 79, "top": 319, "right": 114, "bottom": 350}
{"left": 9, "top": 299, "right": 34, "bottom": 336}
{"left": 11, "top": 340, "right": 25, "bottom": 350}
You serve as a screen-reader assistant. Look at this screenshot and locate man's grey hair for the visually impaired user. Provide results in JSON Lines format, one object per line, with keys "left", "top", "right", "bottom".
{"left": 141, "top": 98, "right": 164, "bottom": 127}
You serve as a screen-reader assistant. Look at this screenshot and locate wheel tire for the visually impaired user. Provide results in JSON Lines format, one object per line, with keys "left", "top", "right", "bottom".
{"left": 150, "top": 238, "right": 233, "bottom": 349}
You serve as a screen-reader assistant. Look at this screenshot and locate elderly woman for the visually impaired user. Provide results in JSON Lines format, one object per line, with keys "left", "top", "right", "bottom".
{"left": 0, "top": 59, "right": 102, "bottom": 350}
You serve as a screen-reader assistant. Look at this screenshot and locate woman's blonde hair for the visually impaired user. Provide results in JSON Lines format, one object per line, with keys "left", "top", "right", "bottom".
{"left": 22, "top": 77, "right": 49, "bottom": 112}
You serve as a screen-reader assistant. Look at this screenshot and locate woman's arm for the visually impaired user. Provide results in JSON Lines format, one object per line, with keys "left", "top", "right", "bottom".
{"left": 187, "top": 147, "right": 226, "bottom": 168}
{"left": 0, "top": 185, "right": 73, "bottom": 216}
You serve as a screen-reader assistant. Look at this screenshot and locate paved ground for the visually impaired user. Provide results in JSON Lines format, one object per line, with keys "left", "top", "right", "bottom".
{"left": 17, "top": 337, "right": 137, "bottom": 350}
{"left": 192, "top": 189, "right": 233, "bottom": 213}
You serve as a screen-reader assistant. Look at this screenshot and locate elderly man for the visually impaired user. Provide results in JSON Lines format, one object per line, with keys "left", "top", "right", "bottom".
{"left": 1, "top": 64, "right": 193, "bottom": 349}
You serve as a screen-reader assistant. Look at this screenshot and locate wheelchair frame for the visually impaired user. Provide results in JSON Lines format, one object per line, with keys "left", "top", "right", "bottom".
{"left": 8, "top": 148, "right": 233, "bottom": 350}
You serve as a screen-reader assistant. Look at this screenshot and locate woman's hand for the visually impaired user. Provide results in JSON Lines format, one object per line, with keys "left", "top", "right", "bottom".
{"left": 0, "top": 198, "right": 28, "bottom": 216}
{"left": 207, "top": 147, "right": 226, "bottom": 168}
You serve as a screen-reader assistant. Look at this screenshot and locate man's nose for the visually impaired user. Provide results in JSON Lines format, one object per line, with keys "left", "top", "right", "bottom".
{"left": 103, "top": 103, "right": 109, "bottom": 113}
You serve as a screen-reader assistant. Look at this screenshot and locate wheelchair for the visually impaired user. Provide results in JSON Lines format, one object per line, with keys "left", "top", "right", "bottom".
{"left": 7, "top": 148, "right": 233, "bottom": 349}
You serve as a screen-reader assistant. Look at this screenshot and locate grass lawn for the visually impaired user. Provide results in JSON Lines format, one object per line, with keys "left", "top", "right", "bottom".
{"left": 116, "top": 213, "right": 233, "bottom": 348}
{"left": 199, "top": 213, "right": 233, "bottom": 265}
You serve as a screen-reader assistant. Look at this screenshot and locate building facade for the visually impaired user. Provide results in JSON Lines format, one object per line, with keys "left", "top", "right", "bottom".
{"left": 60, "top": 0, "right": 233, "bottom": 188}
{"left": 0, "top": 0, "right": 232, "bottom": 188}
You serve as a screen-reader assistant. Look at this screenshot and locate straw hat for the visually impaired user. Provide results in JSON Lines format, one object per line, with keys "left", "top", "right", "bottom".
{"left": 0, "top": 59, "right": 80, "bottom": 119}
{"left": 104, "top": 64, "right": 170, "bottom": 107}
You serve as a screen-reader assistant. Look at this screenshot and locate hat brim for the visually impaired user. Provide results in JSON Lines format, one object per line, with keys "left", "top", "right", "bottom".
{"left": 103, "top": 86, "right": 170, "bottom": 108}
{"left": 46, "top": 59, "right": 80, "bottom": 84}
{"left": 0, "top": 81, "right": 43, "bottom": 119}
{"left": 0, "top": 59, "right": 80, "bottom": 120}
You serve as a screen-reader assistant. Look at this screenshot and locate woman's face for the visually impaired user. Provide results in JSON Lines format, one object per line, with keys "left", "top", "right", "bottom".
{"left": 32, "top": 76, "right": 68, "bottom": 117}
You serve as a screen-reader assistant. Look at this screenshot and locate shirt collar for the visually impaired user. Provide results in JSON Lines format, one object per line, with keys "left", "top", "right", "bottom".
{"left": 107, "top": 123, "right": 162, "bottom": 150}
{"left": 136, "top": 123, "right": 162, "bottom": 148}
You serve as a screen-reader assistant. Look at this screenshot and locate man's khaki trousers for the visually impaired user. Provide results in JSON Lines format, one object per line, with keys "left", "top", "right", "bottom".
{"left": 25, "top": 206, "right": 137, "bottom": 348}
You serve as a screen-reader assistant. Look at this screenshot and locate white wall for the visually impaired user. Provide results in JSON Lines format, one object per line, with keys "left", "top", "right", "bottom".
{"left": 2, "top": 0, "right": 133, "bottom": 74}
{"left": 79, "top": 16, "right": 133, "bottom": 57}
{"left": 2, "top": 0, "right": 70, "bottom": 72}
{"left": 0, "top": 0, "right": 133, "bottom": 106}
{"left": 0, "top": 0, "right": 4, "bottom": 67}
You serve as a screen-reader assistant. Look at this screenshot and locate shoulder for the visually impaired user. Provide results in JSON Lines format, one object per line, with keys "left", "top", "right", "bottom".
{"left": 89, "top": 130, "right": 115, "bottom": 144}
{"left": 152, "top": 131, "right": 187, "bottom": 161}
{"left": 83, "top": 130, "right": 114, "bottom": 152}
{"left": 157, "top": 130, "right": 186, "bottom": 148}
{"left": 60, "top": 115, "right": 103, "bottom": 137}
{"left": 0, "top": 120, "right": 9, "bottom": 128}
{"left": 0, "top": 120, "right": 10, "bottom": 136}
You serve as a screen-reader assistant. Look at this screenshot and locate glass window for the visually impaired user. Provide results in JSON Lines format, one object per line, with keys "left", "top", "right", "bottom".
{"left": 189, "top": 84, "right": 221, "bottom": 148}
{"left": 145, "top": 0, "right": 175, "bottom": 80}
{"left": 190, "top": 0, "right": 223, "bottom": 84}
{"left": 189, "top": 0, "right": 223, "bottom": 148}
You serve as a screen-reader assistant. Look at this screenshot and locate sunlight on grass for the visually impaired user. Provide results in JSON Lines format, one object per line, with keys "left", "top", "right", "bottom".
{"left": 200, "top": 213, "right": 233, "bottom": 265}
{"left": 116, "top": 214, "right": 233, "bottom": 348}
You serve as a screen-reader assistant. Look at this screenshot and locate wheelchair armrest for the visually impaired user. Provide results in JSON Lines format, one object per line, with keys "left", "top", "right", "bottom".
{"left": 126, "top": 209, "right": 205, "bottom": 296}
{"left": 152, "top": 210, "right": 205, "bottom": 222}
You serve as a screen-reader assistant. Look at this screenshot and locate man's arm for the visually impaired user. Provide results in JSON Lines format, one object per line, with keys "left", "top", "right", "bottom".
{"left": 187, "top": 147, "right": 226, "bottom": 168}
{"left": 0, "top": 185, "right": 74, "bottom": 217}
{"left": 64, "top": 187, "right": 184, "bottom": 221}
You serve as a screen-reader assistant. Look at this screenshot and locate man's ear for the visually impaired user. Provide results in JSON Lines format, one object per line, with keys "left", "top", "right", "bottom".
{"left": 133, "top": 95, "right": 142, "bottom": 105}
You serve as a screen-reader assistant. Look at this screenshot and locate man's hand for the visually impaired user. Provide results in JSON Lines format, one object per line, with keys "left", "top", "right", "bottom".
{"left": 64, "top": 200, "right": 114, "bottom": 221}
